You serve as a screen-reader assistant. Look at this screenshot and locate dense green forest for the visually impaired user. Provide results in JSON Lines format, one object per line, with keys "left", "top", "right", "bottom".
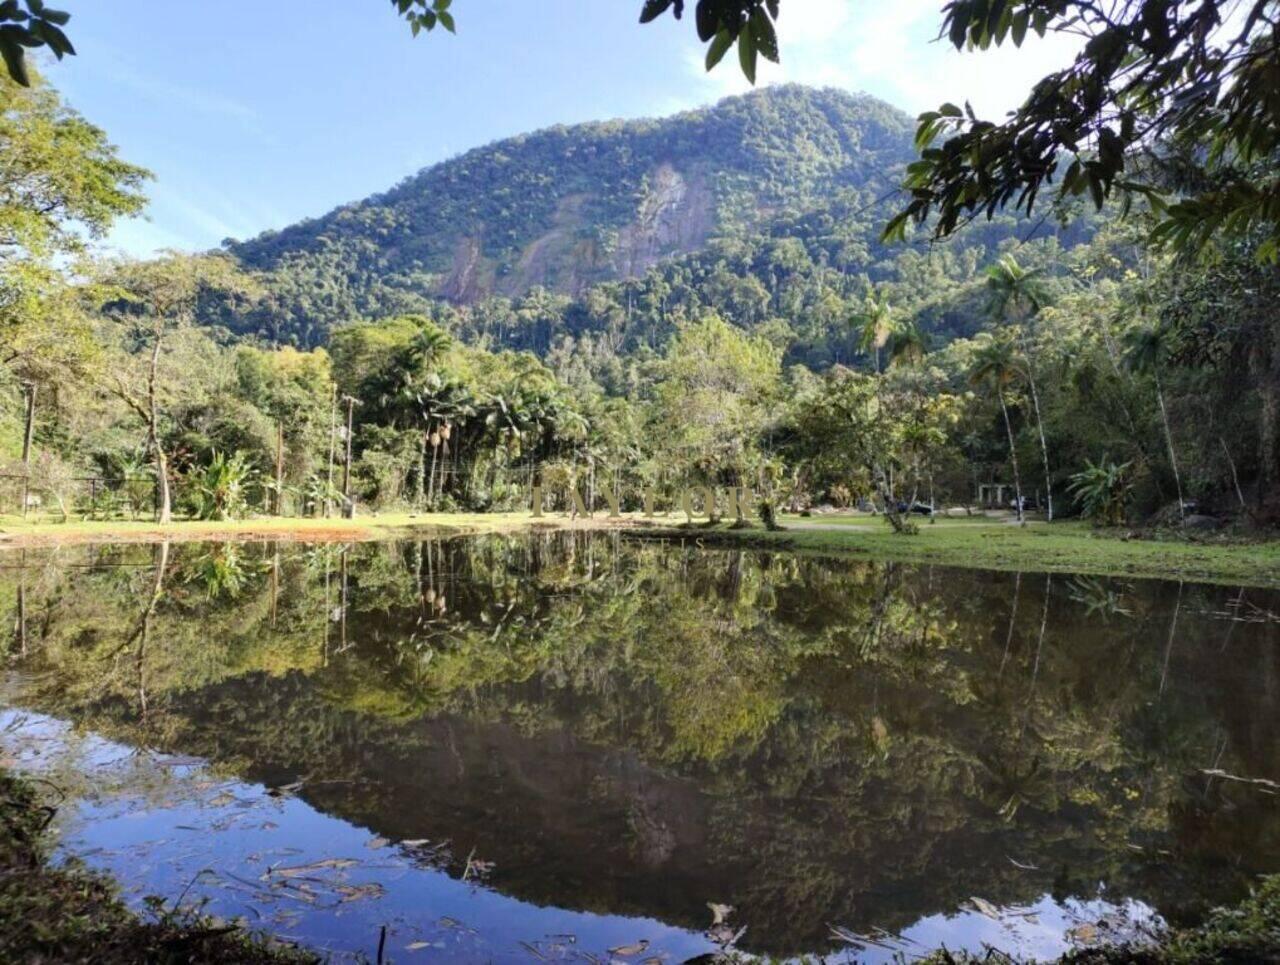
{"left": 2, "top": 73, "right": 1277, "bottom": 528}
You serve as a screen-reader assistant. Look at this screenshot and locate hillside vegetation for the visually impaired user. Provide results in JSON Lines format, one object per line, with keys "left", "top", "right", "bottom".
{"left": 219, "top": 87, "right": 1088, "bottom": 354}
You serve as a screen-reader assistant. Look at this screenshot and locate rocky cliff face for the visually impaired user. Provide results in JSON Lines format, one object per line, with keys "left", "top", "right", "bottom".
{"left": 614, "top": 164, "right": 715, "bottom": 280}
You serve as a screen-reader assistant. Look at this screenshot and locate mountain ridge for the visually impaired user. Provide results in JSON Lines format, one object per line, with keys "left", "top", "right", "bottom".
{"left": 214, "top": 85, "right": 1090, "bottom": 357}
{"left": 222, "top": 87, "right": 918, "bottom": 336}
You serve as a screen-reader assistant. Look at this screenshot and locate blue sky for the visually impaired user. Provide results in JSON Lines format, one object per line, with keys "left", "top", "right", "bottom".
{"left": 46, "top": 1, "right": 1080, "bottom": 257}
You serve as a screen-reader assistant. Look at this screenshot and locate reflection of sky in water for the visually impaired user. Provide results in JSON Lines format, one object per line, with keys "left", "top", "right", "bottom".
{"left": 0, "top": 707, "right": 1162, "bottom": 962}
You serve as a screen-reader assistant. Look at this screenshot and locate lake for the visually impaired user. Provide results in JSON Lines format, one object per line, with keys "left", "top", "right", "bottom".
{"left": 1, "top": 533, "right": 1277, "bottom": 961}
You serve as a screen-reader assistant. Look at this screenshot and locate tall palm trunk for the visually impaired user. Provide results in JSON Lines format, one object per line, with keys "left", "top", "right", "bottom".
{"left": 428, "top": 434, "right": 440, "bottom": 507}
{"left": 1018, "top": 346, "right": 1053, "bottom": 520}
{"left": 999, "top": 388, "right": 1024, "bottom": 522}
{"left": 1154, "top": 373, "right": 1185, "bottom": 526}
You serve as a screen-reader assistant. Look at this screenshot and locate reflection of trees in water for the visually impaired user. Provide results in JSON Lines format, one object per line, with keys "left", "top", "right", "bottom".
{"left": 2, "top": 535, "right": 1279, "bottom": 954}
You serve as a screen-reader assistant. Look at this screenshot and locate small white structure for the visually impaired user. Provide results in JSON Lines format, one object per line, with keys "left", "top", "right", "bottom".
{"left": 978, "top": 484, "right": 1011, "bottom": 509}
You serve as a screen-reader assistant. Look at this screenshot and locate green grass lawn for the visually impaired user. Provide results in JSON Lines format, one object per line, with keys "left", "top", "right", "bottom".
{"left": 638, "top": 514, "right": 1280, "bottom": 588}
{"left": 5, "top": 509, "right": 1279, "bottom": 588}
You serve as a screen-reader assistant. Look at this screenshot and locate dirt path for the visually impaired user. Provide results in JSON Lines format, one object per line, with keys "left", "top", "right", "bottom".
{"left": 0, "top": 514, "right": 636, "bottom": 551}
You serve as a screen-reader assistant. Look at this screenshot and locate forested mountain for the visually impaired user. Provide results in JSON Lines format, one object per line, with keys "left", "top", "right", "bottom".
{"left": 220, "top": 86, "right": 1089, "bottom": 352}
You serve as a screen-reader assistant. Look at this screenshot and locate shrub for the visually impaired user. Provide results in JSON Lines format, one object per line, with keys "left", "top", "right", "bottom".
{"left": 1069, "top": 456, "right": 1133, "bottom": 527}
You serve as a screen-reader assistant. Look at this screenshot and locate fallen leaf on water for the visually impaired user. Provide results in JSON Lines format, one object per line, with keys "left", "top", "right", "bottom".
{"left": 608, "top": 939, "right": 649, "bottom": 956}
{"left": 272, "top": 858, "right": 358, "bottom": 877}
{"left": 335, "top": 882, "right": 385, "bottom": 903}
{"left": 969, "top": 897, "right": 1002, "bottom": 919}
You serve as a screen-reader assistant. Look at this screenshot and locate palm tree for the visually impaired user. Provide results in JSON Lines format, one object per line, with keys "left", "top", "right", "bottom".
{"left": 852, "top": 290, "right": 897, "bottom": 374}
{"left": 987, "top": 255, "right": 1054, "bottom": 521}
{"left": 887, "top": 320, "right": 927, "bottom": 369}
{"left": 1123, "top": 323, "right": 1185, "bottom": 526}
{"left": 986, "top": 254, "right": 1047, "bottom": 319}
{"left": 970, "top": 335, "right": 1025, "bottom": 522}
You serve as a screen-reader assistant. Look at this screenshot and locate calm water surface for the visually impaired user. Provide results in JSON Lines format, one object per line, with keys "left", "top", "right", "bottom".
{"left": 1, "top": 533, "right": 1278, "bottom": 961}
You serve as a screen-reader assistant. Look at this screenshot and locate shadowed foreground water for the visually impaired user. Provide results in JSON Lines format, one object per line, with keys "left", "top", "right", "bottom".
{"left": 1, "top": 533, "right": 1278, "bottom": 961}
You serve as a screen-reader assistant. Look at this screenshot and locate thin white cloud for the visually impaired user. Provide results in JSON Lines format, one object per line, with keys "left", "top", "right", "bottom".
{"left": 681, "top": 0, "right": 1083, "bottom": 119}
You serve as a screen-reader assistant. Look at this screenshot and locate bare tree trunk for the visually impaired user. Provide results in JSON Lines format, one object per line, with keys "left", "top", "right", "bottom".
{"left": 20, "top": 383, "right": 35, "bottom": 518}
{"left": 417, "top": 426, "right": 429, "bottom": 507}
{"left": 275, "top": 421, "right": 285, "bottom": 516}
{"left": 1154, "top": 375, "right": 1185, "bottom": 526}
{"left": 147, "top": 326, "right": 172, "bottom": 524}
{"left": 427, "top": 432, "right": 440, "bottom": 508}
{"left": 1220, "top": 437, "right": 1247, "bottom": 513}
{"left": 1026, "top": 368, "right": 1053, "bottom": 521}
{"left": 999, "top": 389, "right": 1024, "bottom": 522}
{"left": 325, "top": 383, "right": 337, "bottom": 518}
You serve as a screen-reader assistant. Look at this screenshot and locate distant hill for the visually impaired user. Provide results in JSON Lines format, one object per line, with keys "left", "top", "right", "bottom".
{"left": 219, "top": 86, "right": 1089, "bottom": 352}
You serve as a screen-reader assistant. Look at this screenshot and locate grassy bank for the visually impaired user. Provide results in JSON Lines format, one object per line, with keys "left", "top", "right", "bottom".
{"left": 636, "top": 515, "right": 1280, "bottom": 588}
{"left": 0, "top": 769, "right": 313, "bottom": 964}
{"left": 0, "top": 511, "right": 628, "bottom": 550}
{"left": 5, "top": 510, "right": 1280, "bottom": 587}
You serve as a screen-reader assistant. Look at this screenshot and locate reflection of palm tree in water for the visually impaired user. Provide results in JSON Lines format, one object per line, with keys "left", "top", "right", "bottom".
{"left": 985, "top": 573, "right": 1053, "bottom": 821}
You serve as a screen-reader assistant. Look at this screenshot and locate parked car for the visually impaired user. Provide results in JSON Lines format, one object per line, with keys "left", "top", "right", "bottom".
{"left": 896, "top": 501, "right": 935, "bottom": 516}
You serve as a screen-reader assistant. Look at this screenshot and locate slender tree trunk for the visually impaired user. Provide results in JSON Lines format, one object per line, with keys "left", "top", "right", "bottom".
{"left": 325, "top": 383, "right": 337, "bottom": 518}
{"left": 20, "top": 383, "right": 35, "bottom": 518}
{"left": 1220, "top": 437, "right": 1247, "bottom": 513}
{"left": 1024, "top": 363, "right": 1053, "bottom": 521}
{"left": 418, "top": 426, "right": 429, "bottom": 507}
{"left": 341, "top": 396, "right": 356, "bottom": 514}
{"left": 147, "top": 327, "right": 172, "bottom": 524}
{"left": 274, "top": 421, "right": 285, "bottom": 516}
{"left": 1253, "top": 336, "right": 1280, "bottom": 511}
{"left": 999, "top": 389, "right": 1024, "bottom": 522}
{"left": 428, "top": 434, "right": 440, "bottom": 508}
{"left": 1154, "top": 374, "right": 1185, "bottom": 526}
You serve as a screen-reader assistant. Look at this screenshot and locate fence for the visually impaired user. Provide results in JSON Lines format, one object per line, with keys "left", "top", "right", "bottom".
{"left": 0, "top": 473, "right": 169, "bottom": 519}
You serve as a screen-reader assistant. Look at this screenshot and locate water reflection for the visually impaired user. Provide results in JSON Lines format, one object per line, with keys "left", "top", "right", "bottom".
{"left": 1, "top": 534, "right": 1278, "bottom": 960}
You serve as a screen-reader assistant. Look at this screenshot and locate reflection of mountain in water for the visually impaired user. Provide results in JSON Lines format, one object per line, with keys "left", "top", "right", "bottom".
{"left": 4, "top": 534, "right": 1279, "bottom": 956}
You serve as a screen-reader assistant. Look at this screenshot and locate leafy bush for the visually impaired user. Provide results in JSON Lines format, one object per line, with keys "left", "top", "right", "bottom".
{"left": 1069, "top": 457, "right": 1132, "bottom": 527}
{"left": 188, "top": 451, "right": 257, "bottom": 521}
